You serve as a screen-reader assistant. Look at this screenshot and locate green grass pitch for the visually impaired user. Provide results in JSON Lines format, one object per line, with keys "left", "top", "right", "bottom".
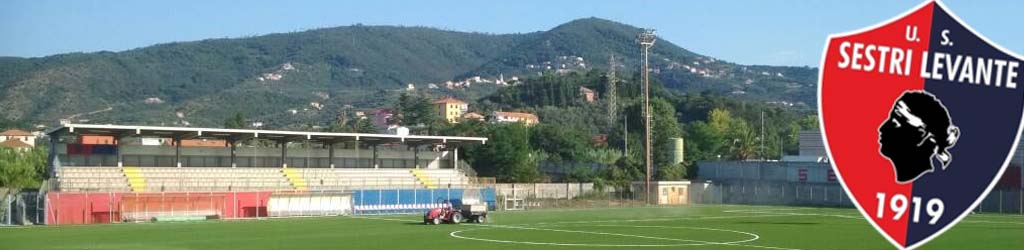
{"left": 2, "top": 205, "right": 1021, "bottom": 249}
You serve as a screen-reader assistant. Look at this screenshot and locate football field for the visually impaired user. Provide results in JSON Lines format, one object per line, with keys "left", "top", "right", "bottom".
{"left": 2, "top": 204, "right": 1021, "bottom": 249}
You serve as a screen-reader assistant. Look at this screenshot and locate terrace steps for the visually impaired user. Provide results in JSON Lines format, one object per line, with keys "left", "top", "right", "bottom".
{"left": 122, "top": 167, "right": 146, "bottom": 192}
{"left": 410, "top": 169, "right": 438, "bottom": 189}
{"left": 281, "top": 168, "right": 308, "bottom": 191}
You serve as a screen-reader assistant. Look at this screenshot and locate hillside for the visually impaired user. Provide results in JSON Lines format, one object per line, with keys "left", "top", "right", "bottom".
{"left": 0, "top": 18, "right": 817, "bottom": 129}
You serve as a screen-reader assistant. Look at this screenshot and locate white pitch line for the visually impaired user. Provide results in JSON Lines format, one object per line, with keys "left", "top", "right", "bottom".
{"left": 524, "top": 213, "right": 795, "bottom": 226}
{"left": 728, "top": 206, "right": 1024, "bottom": 224}
{"left": 960, "top": 219, "right": 1024, "bottom": 225}
{"left": 356, "top": 214, "right": 832, "bottom": 250}
{"left": 450, "top": 224, "right": 745, "bottom": 247}
{"left": 449, "top": 222, "right": 824, "bottom": 250}
{"left": 722, "top": 207, "right": 818, "bottom": 213}
{"left": 450, "top": 227, "right": 685, "bottom": 247}
{"left": 965, "top": 213, "right": 1024, "bottom": 218}
{"left": 733, "top": 211, "right": 862, "bottom": 220}
{"left": 358, "top": 216, "right": 715, "bottom": 247}
{"left": 590, "top": 225, "right": 831, "bottom": 250}
{"left": 728, "top": 208, "right": 1024, "bottom": 226}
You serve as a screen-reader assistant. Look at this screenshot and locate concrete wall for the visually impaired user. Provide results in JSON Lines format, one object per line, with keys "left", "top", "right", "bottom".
{"left": 698, "top": 161, "right": 838, "bottom": 184}
{"left": 689, "top": 180, "right": 853, "bottom": 207}
{"left": 45, "top": 191, "right": 273, "bottom": 225}
{"left": 494, "top": 183, "right": 594, "bottom": 199}
{"left": 696, "top": 160, "right": 849, "bottom": 207}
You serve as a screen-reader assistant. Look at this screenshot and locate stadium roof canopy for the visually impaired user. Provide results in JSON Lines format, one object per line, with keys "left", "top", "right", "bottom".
{"left": 47, "top": 124, "right": 487, "bottom": 145}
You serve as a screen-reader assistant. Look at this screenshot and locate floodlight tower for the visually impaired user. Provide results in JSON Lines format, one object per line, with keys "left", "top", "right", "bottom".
{"left": 637, "top": 28, "right": 656, "bottom": 205}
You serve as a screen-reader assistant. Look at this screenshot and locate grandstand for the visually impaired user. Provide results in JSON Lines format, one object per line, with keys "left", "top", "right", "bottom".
{"left": 38, "top": 124, "right": 491, "bottom": 225}
{"left": 55, "top": 167, "right": 471, "bottom": 192}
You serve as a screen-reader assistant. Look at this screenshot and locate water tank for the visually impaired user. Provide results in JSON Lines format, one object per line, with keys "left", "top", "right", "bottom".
{"left": 671, "top": 137, "right": 685, "bottom": 164}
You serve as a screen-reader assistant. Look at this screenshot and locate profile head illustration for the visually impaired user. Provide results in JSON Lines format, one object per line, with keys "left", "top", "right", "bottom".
{"left": 878, "top": 90, "right": 960, "bottom": 183}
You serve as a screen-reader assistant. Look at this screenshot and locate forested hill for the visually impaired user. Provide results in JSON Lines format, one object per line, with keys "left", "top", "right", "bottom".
{"left": 0, "top": 18, "right": 817, "bottom": 129}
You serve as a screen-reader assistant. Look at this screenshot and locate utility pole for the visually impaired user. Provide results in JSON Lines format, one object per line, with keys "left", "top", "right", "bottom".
{"left": 637, "top": 29, "right": 656, "bottom": 205}
{"left": 761, "top": 110, "right": 765, "bottom": 160}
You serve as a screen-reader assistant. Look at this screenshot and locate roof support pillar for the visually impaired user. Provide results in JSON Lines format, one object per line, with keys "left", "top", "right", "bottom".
{"left": 229, "top": 138, "right": 237, "bottom": 168}
{"left": 302, "top": 140, "right": 310, "bottom": 168}
{"left": 280, "top": 141, "right": 288, "bottom": 168}
{"left": 47, "top": 133, "right": 59, "bottom": 178}
{"left": 174, "top": 137, "right": 182, "bottom": 168}
{"left": 115, "top": 135, "right": 123, "bottom": 167}
{"left": 372, "top": 144, "right": 379, "bottom": 169}
{"left": 453, "top": 147, "right": 459, "bottom": 170}
{"left": 328, "top": 142, "right": 335, "bottom": 169}
{"left": 413, "top": 145, "right": 420, "bottom": 169}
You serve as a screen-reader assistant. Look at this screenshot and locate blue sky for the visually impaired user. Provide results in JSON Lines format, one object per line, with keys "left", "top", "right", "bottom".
{"left": 1, "top": 0, "right": 1020, "bottom": 66}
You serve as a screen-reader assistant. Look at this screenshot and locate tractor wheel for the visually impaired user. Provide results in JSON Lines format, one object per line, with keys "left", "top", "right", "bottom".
{"left": 477, "top": 215, "right": 487, "bottom": 223}
{"left": 452, "top": 213, "right": 462, "bottom": 224}
{"left": 431, "top": 218, "right": 440, "bottom": 225}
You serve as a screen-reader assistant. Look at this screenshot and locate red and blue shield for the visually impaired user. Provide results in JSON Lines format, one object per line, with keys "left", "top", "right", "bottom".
{"left": 820, "top": 1, "right": 1024, "bottom": 249}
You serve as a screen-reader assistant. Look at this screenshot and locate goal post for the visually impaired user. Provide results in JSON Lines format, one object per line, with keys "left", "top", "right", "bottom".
{"left": 502, "top": 195, "right": 526, "bottom": 211}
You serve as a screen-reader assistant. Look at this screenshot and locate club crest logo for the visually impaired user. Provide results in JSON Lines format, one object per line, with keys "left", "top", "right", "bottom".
{"left": 819, "top": 0, "right": 1024, "bottom": 249}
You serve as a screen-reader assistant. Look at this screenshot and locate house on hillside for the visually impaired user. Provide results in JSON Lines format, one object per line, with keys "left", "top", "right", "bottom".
{"left": 373, "top": 109, "right": 395, "bottom": 130}
{"left": 490, "top": 111, "right": 539, "bottom": 126}
{"left": 0, "top": 139, "right": 32, "bottom": 151}
{"left": 579, "top": 86, "right": 597, "bottom": 103}
{"left": 434, "top": 97, "right": 468, "bottom": 123}
{"left": 0, "top": 129, "right": 36, "bottom": 147}
{"left": 461, "top": 112, "right": 485, "bottom": 122}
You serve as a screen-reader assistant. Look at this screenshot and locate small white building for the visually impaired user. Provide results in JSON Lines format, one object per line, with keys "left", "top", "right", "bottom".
{"left": 387, "top": 125, "right": 410, "bottom": 136}
{"left": 632, "top": 181, "right": 692, "bottom": 205}
{"left": 0, "top": 129, "right": 36, "bottom": 150}
{"left": 490, "top": 111, "right": 539, "bottom": 126}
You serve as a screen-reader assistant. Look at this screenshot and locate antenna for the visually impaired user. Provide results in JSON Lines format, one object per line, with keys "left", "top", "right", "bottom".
{"left": 637, "top": 28, "right": 656, "bottom": 205}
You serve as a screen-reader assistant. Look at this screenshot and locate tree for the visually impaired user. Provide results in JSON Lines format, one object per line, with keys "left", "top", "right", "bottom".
{"left": 529, "top": 124, "right": 589, "bottom": 162}
{"left": 726, "top": 117, "right": 758, "bottom": 160}
{"left": 690, "top": 108, "right": 759, "bottom": 160}
{"left": 329, "top": 117, "right": 378, "bottom": 133}
{"left": 649, "top": 98, "right": 683, "bottom": 180}
{"left": 799, "top": 115, "right": 819, "bottom": 130}
{"left": 0, "top": 147, "right": 47, "bottom": 190}
{"left": 352, "top": 118, "right": 377, "bottom": 133}
{"left": 466, "top": 124, "right": 540, "bottom": 182}
{"left": 223, "top": 112, "right": 246, "bottom": 129}
{"left": 683, "top": 121, "right": 722, "bottom": 161}
{"left": 657, "top": 162, "right": 687, "bottom": 181}
{"left": 393, "top": 93, "right": 441, "bottom": 133}
{"left": 605, "top": 153, "right": 643, "bottom": 189}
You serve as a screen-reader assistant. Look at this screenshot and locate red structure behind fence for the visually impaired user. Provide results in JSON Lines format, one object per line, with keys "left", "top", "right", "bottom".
{"left": 46, "top": 191, "right": 272, "bottom": 225}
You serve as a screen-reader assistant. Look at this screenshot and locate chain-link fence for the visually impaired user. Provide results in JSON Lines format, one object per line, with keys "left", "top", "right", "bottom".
{"left": 493, "top": 183, "right": 650, "bottom": 210}
{"left": 491, "top": 181, "right": 856, "bottom": 211}
{"left": 691, "top": 181, "right": 853, "bottom": 207}
{"left": 1, "top": 191, "right": 43, "bottom": 225}
{"left": 977, "top": 189, "right": 1023, "bottom": 214}
{"left": 1, "top": 190, "right": 12, "bottom": 225}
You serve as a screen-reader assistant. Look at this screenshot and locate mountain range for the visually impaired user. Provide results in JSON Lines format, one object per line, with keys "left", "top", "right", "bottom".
{"left": 0, "top": 17, "right": 817, "bottom": 129}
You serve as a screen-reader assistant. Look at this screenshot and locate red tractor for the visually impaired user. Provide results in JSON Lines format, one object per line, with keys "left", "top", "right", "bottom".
{"left": 423, "top": 199, "right": 488, "bottom": 225}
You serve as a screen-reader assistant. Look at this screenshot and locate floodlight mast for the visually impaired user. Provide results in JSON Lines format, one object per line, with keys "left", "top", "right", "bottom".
{"left": 637, "top": 29, "right": 656, "bottom": 205}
